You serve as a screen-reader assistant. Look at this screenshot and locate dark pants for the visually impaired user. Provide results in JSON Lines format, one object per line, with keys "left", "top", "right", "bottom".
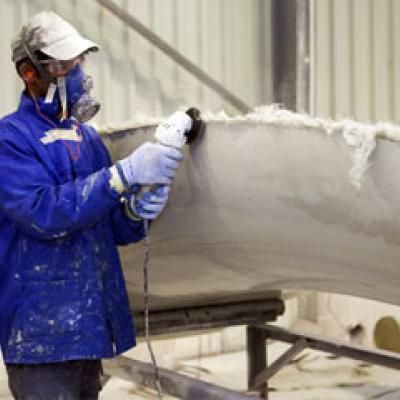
{"left": 6, "top": 360, "right": 102, "bottom": 400}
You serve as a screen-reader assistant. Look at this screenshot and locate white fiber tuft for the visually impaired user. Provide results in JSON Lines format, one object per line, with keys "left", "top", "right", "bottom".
{"left": 98, "top": 105, "right": 400, "bottom": 189}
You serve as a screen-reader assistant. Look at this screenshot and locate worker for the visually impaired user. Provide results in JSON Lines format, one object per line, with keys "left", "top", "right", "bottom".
{"left": 0, "top": 11, "right": 198, "bottom": 400}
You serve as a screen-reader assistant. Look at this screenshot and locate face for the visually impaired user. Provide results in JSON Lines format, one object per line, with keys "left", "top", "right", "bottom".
{"left": 20, "top": 54, "right": 85, "bottom": 97}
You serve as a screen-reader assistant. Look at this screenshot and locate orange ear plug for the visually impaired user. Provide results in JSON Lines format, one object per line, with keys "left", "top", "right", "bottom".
{"left": 24, "top": 70, "right": 34, "bottom": 81}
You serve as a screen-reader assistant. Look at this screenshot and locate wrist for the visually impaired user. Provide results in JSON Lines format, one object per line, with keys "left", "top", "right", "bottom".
{"left": 124, "top": 196, "right": 143, "bottom": 221}
{"left": 108, "top": 165, "right": 126, "bottom": 194}
{"left": 115, "top": 162, "right": 130, "bottom": 190}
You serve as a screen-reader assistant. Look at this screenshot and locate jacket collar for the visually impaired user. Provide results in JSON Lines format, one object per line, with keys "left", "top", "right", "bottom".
{"left": 18, "top": 91, "right": 62, "bottom": 125}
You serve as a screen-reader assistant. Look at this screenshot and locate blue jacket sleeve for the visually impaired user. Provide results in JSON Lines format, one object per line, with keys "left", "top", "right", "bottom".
{"left": 110, "top": 204, "right": 145, "bottom": 246}
{"left": 0, "top": 127, "right": 121, "bottom": 240}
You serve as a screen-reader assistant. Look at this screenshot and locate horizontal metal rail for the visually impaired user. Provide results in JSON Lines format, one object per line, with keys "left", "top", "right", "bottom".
{"left": 103, "top": 356, "right": 260, "bottom": 400}
{"left": 96, "top": 0, "right": 252, "bottom": 114}
{"left": 257, "top": 324, "right": 400, "bottom": 371}
{"left": 132, "top": 299, "right": 285, "bottom": 337}
{"left": 247, "top": 324, "right": 400, "bottom": 398}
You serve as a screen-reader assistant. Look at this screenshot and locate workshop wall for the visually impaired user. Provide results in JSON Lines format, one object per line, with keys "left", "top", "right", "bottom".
{"left": 312, "top": 0, "right": 400, "bottom": 123}
{"left": 0, "top": 0, "right": 273, "bottom": 124}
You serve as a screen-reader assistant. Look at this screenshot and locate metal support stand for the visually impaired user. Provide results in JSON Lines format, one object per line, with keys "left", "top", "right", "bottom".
{"left": 247, "top": 326, "right": 268, "bottom": 399}
{"left": 246, "top": 324, "right": 400, "bottom": 398}
{"left": 103, "top": 298, "right": 284, "bottom": 399}
{"left": 104, "top": 299, "right": 400, "bottom": 399}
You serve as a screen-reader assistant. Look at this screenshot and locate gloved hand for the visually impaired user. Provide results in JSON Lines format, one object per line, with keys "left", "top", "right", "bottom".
{"left": 117, "top": 142, "right": 183, "bottom": 188}
{"left": 154, "top": 107, "right": 204, "bottom": 148}
{"left": 129, "top": 185, "right": 170, "bottom": 220}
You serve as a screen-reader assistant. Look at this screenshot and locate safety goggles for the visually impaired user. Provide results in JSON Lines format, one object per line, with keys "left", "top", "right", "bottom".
{"left": 39, "top": 55, "right": 84, "bottom": 76}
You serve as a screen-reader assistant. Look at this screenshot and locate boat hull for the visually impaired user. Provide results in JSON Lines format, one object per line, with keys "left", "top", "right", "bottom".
{"left": 103, "top": 120, "right": 400, "bottom": 311}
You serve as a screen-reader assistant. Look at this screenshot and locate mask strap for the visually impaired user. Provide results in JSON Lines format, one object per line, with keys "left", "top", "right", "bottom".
{"left": 57, "top": 76, "right": 67, "bottom": 121}
{"left": 44, "top": 83, "right": 57, "bottom": 104}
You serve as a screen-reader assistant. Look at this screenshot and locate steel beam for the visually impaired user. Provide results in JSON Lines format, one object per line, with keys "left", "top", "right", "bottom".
{"left": 247, "top": 326, "right": 268, "bottom": 399}
{"left": 272, "top": 0, "right": 310, "bottom": 112}
{"left": 272, "top": 0, "right": 297, "bottom": 110}
{"left": 257, "top": 324, "right": 400, "bottom": 370}
{"left": 132, "top": 299, "right": 284, "bottom": 337}
{"left": 296, "top": 0, "right": 310, "bottom": 113}
{"left": 251, "top": 338, "right": 308, "bottom": 390}
{"left": 103, "top": 356, "right": 261, "bottom": 400}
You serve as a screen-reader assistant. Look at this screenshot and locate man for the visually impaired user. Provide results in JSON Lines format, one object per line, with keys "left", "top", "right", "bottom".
{"left": 0, "top": 11, "right": 196, "bottom": 400}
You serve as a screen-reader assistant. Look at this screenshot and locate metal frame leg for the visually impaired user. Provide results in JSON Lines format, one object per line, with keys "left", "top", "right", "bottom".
{"left": 247, "top": 325, "right": 268, "bottom": 399}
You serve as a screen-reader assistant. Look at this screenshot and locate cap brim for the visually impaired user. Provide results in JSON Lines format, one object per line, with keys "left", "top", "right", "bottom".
{"left": 41, "top": 34, "right": 99, "bottom": 61}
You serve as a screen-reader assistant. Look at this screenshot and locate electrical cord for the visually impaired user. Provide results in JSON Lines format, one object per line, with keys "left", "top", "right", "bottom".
{"left": 143, "top": 219, "right": 163, "bottom": 399}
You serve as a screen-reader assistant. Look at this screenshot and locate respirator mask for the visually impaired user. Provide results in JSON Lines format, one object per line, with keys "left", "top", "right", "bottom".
{"left": 22, "top": 42, "right": 100, "bottom": 122}
{"left": 53, "top": 63, "right": 100, "bottom": 123}
{"left": 40, "top": 59, "right": 100, "bottom": 123}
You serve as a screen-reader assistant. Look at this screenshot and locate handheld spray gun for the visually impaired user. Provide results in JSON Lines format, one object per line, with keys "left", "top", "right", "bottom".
{"left": 138, "top": 108, "right": 204, "bottom": 399}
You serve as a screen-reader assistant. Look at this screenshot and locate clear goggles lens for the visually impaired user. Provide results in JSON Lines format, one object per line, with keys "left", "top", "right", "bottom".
{"left": 39, "top": 55, "right": 83, "bottom": 75}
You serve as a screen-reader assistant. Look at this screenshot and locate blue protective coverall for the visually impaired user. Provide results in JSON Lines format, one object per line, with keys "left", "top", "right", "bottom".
{"left": 0, "top": 93, "right": 144, "bottom": 364}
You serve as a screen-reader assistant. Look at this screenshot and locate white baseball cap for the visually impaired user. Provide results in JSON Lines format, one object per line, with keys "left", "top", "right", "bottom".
{"left": 12, "top": 11, "right": 99, "bottom": 63}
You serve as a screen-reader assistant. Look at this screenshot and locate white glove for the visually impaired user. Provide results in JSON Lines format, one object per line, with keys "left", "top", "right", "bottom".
{"left": 129, "top": 186, "right": 170, "bottom": 220}
{"left": 118, "top": 142, "right": 183, "bottom": 187}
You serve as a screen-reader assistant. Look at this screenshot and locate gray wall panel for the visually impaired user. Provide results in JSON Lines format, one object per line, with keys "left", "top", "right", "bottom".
{"left": 0, "top": 0, "right": 272, "bottom": 124}
{"left": 313, "top": 0, "right": 400, "bottom": 123}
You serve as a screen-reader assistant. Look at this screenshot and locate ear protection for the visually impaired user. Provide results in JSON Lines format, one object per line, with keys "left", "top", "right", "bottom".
{"left": 23, "top": 70, "right": 34, "bottom": 82}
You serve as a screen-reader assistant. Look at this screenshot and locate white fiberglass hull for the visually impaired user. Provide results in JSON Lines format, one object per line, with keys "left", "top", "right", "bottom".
{"left": 102, "top": 111, "right": 400, "bottom": 311}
